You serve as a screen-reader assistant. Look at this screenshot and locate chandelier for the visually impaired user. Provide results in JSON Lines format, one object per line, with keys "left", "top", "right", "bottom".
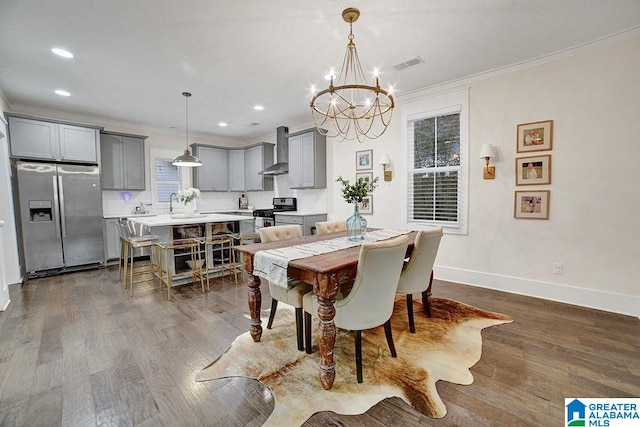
{"left": 310, "top": 8, "right": 394, "bottom": 143}
{"left": 173, "top": 92, "right": 202, "bottom": 167}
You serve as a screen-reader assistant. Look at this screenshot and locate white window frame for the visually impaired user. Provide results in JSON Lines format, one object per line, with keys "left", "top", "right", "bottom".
{"left": 149, "top": 147, "right": 191, "bottom": 208}
{"left": 403, "top": 89, "right": 469, "bottom": 235}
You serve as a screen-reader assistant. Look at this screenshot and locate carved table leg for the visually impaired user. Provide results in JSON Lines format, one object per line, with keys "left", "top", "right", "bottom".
{"left": 318, "top": 276, "right": 339, "bottom": 390}
{"left": 248, "top": 274, "right": 262, "bottom": 342}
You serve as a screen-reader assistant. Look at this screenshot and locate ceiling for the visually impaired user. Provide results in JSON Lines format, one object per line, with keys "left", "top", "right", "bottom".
{"left": 1, "top": 1, "right": 640, "bottom": 142}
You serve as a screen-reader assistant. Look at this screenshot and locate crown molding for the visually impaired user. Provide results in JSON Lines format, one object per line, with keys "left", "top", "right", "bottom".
{"left": 398, "top": 26, "right": 640, "bottom": 104}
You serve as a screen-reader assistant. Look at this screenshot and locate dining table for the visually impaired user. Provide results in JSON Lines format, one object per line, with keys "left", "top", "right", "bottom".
{"left": 234, "top": 229, "right": 417, "bottom": 390}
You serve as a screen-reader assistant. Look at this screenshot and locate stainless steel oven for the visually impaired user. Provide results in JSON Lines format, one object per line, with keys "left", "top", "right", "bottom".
{"left": 252, "top": 197, "right": 297, "bottom": 231}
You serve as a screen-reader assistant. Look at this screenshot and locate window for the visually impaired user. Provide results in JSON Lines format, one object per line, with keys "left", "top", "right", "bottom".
{"left": 154, "top": 159, "right": 179, "bottom": 202}
{"left": 405, "top": 89, "right": 468, "bottom": 234}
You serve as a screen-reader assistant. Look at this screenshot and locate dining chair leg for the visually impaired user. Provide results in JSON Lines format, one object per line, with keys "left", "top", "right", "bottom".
{"left": 406, "top": 293, "right": 416, "bottom": 333}
{"left": 422, "top": 270, "right": 434, "bottom": 318}
{"left": 304, "top": 312, "right": 313, "bottom": 354}
{"left": 383, "top": 319, "right": 397, "bottom": 358}
{"left": 355, "top": 330, "right": 363, "bottom": 383}
{"left": 266, "top": 299, "right": 278, "bottom": 329}
{"left": 295, "top": 307, "right": 304, "bottom": 352}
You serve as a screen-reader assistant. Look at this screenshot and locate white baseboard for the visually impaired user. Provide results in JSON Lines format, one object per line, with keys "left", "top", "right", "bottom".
{"left": 434, "top": 266, "right": 640, "bottom": 318}
{"left": 0, "top": 298, "right": 10, "bottom": 311}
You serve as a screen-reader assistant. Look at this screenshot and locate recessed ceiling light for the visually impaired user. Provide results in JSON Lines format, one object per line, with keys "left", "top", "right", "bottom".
{"left": 51, "top": 48, "right": 74, "bottom": 59}
{"left": 54, "top": 89, "right": 71, "bottom": 97}
{"left": 253, "top": 105, "right": 264, "bottom": 111}
{"left": 218, "top": 122, "right": 228, "bottom": 127}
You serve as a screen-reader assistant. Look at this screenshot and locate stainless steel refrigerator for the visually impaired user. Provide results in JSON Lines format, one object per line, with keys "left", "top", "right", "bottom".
{"left": 14, "top": 161, "right": 104, "bottom": 277}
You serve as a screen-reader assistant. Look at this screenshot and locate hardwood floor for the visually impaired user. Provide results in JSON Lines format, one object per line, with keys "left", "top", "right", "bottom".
{"left": 0, "top": 267, "right": 638, "bottom": 426}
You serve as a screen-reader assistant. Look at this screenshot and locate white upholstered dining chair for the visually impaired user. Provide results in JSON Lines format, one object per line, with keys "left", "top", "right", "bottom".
{"left": 315, "top": 220, "right": 346, "bottom": 235}
{"left": 396, "top": 227, "right": 443, "bottom": 332}
{"left": 303, "top": 235, "right": 409, "bottom": 383}
{"left": 258, "top": 224, "right": 311, "bottom": 351}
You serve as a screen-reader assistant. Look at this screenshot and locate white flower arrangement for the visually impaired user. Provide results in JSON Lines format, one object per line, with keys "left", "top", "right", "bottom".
{"left": 177, "top": 187, "right": 200, "bottom": 204}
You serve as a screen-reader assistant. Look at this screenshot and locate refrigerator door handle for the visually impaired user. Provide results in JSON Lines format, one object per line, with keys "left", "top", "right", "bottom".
{"left": 58, "top": 175, "right": 67, "bottom": 238}
{"left": 52, "top": 176, "right": 61, "bottom": 239}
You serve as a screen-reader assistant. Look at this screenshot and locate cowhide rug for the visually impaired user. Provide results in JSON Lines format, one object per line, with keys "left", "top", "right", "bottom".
{"left": 196, "top": 297, "right": 512, "bottom": 426}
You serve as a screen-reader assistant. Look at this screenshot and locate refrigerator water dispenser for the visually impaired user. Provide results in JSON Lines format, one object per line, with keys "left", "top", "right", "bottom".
{"left": 29, "top": 200, "right": 53, "bottom": 222}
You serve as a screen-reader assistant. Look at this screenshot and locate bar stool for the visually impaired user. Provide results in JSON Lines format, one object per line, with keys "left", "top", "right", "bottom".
{"left": 117, "top": 221, "right": 161, "bottom": 297}
{"left": 196, "top": 234, "right": 241, "bottom": 291}
{"left": 156, "top": 237, "right": 203, "bottom": 300}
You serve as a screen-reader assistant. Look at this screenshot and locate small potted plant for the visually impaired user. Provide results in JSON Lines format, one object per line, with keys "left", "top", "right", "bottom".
{"left": 336, "top": 176, "right": 378, "bottom": 241}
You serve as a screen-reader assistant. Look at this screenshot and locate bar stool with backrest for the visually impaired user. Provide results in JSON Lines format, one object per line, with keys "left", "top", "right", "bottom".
{"left": 117, "top": 220, "right": 161, "bottom": 297}
{"left": 258, "top": 224, "right": 311, "bottom": 352}
{"left": 156, "top": 237, "right": 203, "bottom": 300}
{"left": 395, "top": 227, "right": 443, "bottom": 332}
{"left": 303, "top": 235, "right": 409, "bottom": 383}
{"left": 315, "top": 220, "right": 347, "bottom": 235}
{"left": 195, "top": 225, "right": 242, "bottom": 291}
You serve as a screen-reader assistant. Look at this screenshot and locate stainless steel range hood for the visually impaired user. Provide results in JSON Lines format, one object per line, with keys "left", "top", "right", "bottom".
{"left": 259, "top": 126, "right": 289, "bottom": 175}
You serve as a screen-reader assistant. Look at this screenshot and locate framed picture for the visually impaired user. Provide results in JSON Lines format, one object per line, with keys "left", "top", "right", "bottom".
{"left": 514, "top": 190, "right": 550, "bottom": 220}
{"left": 359, "top": 194, "right": 373, "bottom": 215}
{"left": 517, "top": 120, "right": 553, "bottom": 153}
{"left": 515, "top": 155, "right": 552, "bottom": 186}
{"left": 355, "top": 172, "right": 373, "bottom": 184}
{"left": 356, "top": 149, "right": 373, "bottom": 171}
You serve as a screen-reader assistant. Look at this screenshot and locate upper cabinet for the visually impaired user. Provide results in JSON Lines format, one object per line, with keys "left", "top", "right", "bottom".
{"left": 8, "top": 115, "right": 100, "bottom": 163}
{"left": 288, "top": 128, "right": 326, "bottom": 189}
{"left": 244, "top": 143, "right": 274, "bottom": 191}
{"left": 192, "top": 144, "right": 229, "bottom": 192}
{"left": 192, "top": 143, "right": 274, "bottom": 192}
{"left": 228, "top": 149, "right": 245, "bottom": 192}
{"left": 100, "top": 132, "right": 147, "bottom": 190}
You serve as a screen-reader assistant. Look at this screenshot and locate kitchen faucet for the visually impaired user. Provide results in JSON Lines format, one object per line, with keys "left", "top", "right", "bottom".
{"left": 169, "top": 192, "right": 178, "bottom": 213}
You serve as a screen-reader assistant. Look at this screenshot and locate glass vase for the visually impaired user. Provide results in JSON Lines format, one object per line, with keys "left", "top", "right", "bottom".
{"left": 346, "top": 203, "right": 367, "bottom": 241}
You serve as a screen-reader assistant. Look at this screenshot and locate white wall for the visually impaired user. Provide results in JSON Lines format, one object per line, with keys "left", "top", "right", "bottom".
{"left": 328, "top": 36, "right": 640, "bottom": 316}
{"left": 0, "top": 95, "right": 22, "bottom": 286}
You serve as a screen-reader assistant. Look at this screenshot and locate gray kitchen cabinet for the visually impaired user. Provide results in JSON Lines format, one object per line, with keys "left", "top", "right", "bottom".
{"left": 244, "top": 143, "right": 274, "bottom": 191}
{"left": 100, "top": 132, "right": 147, "bottom": 190}
{"left": 8, "top": 115, "right": 100, "bottom": 163}
{"left": 104, "top": 218, "right": 121, "bottom": 261}
{"left": 274, "top": 213, "right": 327, "bottom": 236}
{"left": 288, "top": 128, "right": 326, "bottom": 189}
{"left": 192, "top": 144, "right": 229, "bottom": 191}
{"left": 229, "top": 149, "right": 245, "bottom": 191}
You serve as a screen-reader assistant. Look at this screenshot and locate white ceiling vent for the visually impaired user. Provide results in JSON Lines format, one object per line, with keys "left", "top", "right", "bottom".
{"left": 392, "top": 56, "right": 425, "bottom": 71}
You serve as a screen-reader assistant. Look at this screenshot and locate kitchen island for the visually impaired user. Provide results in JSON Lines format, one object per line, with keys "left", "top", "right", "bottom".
{"left": 128, "top": 213, "right": 254, "bottom": 286}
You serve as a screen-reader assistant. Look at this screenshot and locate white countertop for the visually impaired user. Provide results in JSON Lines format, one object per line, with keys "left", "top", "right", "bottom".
{"left": 127, "top": 213, "right": 254, "bottom": 227}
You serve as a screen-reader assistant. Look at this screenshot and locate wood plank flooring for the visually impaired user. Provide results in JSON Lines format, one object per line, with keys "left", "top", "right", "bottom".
{"left": 0, "top": 267, "right": 638, "bottom": 426}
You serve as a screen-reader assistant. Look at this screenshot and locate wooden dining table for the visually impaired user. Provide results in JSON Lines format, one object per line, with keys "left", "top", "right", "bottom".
{"left": 234, "top": 230, "right": 417, "bottom": 390}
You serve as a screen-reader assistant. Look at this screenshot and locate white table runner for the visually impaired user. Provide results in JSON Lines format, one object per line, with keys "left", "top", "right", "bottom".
{"left": 253, "top": 229, "right": 409, "bottom": 288}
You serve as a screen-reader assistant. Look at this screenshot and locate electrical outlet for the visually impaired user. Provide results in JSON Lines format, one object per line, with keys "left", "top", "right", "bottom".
{"left": 553, "top": 262, "right": 564, "bottom": 275}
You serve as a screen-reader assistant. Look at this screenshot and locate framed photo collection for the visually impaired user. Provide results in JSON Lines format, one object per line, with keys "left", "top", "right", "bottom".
{"left": 514, "top": 120, "right": 553, "bottom": 219}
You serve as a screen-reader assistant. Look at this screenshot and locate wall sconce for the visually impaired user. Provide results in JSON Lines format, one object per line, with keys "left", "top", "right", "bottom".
{"left": 479, "top": 144, "right": 495, "bottom": 179}
{"left": 379, "top": 153, "right": 392, "bottom": 181}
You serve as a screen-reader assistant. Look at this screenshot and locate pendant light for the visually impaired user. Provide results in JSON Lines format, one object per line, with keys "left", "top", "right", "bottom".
{"left": 172, "top": 92, "right": 202, "bottom": 167}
